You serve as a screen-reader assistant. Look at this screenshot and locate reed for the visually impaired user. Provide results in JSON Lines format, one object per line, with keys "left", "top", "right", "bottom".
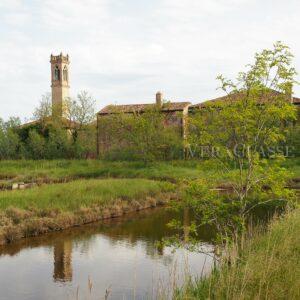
{"left": 175, "top": 208, "right": 300, "bottom": 300}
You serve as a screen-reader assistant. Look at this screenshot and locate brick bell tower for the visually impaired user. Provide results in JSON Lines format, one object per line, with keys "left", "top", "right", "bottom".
{"left": 50, "top": 53, "right": 70, "bottom": 118}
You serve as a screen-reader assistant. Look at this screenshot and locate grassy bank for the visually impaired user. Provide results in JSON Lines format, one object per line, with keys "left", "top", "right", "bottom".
{"left": 176, "top": 209, "right": 300, "bottom": 300}
{"left": 0, "top": 178, "right": 177, "bottom": 245}
{"left": 0, "top": 160, "right": 203, "bottom": 188}
{"left": 1, "top": 158, "right": 299, "bottom": 189}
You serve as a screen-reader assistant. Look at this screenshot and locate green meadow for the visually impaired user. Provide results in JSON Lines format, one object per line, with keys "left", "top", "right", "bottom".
{"left": 0, "top": 158, "right": 299, "bottom": 188}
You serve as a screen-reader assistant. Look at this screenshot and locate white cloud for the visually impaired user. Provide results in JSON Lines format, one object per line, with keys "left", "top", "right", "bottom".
{"left": 160, "top": 0, "right": 252, "bottom": 19}
{"left": 0, "top": 0, "right": 23, "bottom": 10}
{"left": 0, "top": 0, "right": 299, "bottom": 120}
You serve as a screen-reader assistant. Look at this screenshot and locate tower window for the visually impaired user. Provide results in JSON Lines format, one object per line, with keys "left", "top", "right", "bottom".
{"left": 54, "top": 65, "right": 60, "bottom": 81}
{"left": 63, "top": 66, "right": 68, "bottom": 81}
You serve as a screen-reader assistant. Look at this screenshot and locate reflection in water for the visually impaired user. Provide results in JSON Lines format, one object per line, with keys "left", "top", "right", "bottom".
{"left": 53, "top": 240, "right": 73, "bottom": 282}
{"left": 0, "top": 207, "right": 215, "bottom": 300}
{"left": 183, "top": 207, "right": 190, "bottom": 243}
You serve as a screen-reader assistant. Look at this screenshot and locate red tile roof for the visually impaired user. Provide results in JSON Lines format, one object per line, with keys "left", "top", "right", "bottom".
{"left": 98, "top": 102, "right": 191, "bottom": 115}
{"left": 190, "top": 90, "right": 300, "bottom": 110}
{"left": 20, "top": 116, "right": 79, "bottom": 129}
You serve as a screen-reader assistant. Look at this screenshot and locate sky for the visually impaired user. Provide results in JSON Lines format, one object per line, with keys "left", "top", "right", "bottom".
{"left": 1, "top": 0, "right": 300, "bottom": 121}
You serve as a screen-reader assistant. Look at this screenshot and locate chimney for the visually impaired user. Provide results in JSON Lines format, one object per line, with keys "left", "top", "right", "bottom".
{"left": 156, "top": 91, "right": 163, "bottom": 107}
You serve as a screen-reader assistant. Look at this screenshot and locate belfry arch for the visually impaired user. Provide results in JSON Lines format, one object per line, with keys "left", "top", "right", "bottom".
{"left": 63, "top": 66, "right": 68, "bottom": 81}
{"left": 54, "top": 65, "right": 60, "bottom": 81}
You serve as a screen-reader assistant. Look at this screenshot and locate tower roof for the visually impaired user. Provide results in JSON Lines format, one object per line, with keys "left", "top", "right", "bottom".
{"left": 50, "top": 53, "right": 69, "bottom": 64}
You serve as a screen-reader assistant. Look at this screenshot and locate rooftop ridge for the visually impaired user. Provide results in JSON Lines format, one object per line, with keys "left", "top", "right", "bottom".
{"left": 98, "top": 101, "right": 191, "bottom": 115}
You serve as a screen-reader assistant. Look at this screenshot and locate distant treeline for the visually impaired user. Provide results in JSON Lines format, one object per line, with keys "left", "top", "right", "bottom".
{"left": 0, "top": 108, "right": 299, "bottom": 161}
{"left": 0, "top": 117, "right": 96, "bottom": 160}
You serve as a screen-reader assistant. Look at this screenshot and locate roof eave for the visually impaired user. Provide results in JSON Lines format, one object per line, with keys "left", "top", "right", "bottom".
{"left": 97, "top": 102, "right": 191, "bottom": 115}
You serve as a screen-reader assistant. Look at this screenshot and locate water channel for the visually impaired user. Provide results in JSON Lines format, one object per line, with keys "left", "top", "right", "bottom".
{"left": 0, "top": 207, "right": 215, "bottom": 300}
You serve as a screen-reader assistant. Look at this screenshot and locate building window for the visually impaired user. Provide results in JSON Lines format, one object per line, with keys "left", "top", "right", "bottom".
{"left": 54, "top": 65, "right": 60, "bottom": 81}
{"left": 63, "top": 66, "right": 68, "bottom": 81}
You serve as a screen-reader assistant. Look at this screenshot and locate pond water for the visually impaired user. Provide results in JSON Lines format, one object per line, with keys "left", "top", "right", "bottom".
{"left": 0, "top": 208, "right": 215, "bottom": 300}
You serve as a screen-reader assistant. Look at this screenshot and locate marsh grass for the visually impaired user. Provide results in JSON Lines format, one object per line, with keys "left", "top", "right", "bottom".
{"left": 0, "top": 159, "right": 248, "bottom": 189}
{"left": 0, "top": 178, "right": 172, "bottom": 211}
{"left": 0, "top": 178, "right": 177, "bottom": 244}
{"left": 1, "top": 158, "right": 299, "bottom": 189}
{"left": 175, "top": 209, "right": 300, "bottom": 300}
{"left": 0, "top": 160, "right": 203, "bottom": 187}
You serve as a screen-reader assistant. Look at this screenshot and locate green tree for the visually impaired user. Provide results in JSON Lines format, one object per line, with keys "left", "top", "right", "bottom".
{"left": 26, "top": 129, "right": 46, "bottom": 159}
{"left": 64, "top": 91, "right": 96, "bottom": 155}
{"left": 45, "top": 126, "right": 72, "bottom": 159}
{"left": 32, "top": 93, "right": 52, "bottom": 127}
{"left": 0, "top": 117, "right": 22, "bottom": 159}
{"left": 29, "top": 90, "right": 96, "bottom": 159}
{"left": 285, "top": 108, "right": 300, "bottom": 157}
{"left": 182, "top": 42, "right": 298, "bottom": 244}
{"left": 98, "top": 107, "right": 183, "bottom": 162}
{"left": 71, "top": 124, "right": 97, "bottom": 158}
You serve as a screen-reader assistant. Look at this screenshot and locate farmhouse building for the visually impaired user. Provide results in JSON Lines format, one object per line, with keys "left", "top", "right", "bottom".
{"left": 21, "top": 54, "right": 299, "bottom": 159}
{"left": 96, "top": 92, "right": 190, "bottom": 157}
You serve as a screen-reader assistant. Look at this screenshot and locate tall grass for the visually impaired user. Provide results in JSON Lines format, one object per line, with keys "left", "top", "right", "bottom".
{"left": 0, "top": 178, "right": 173, "bottom": 211}
{"left": 0, "top": 158, "right": 298, "bottom": 188}
{"left": 176, "top": 209, "right": 300, "bottom": 300}
{"left": 0, "top": 178, "right": 177, "bottom": 244}
{"left": 0, "top": 160, "right": 204, "bottom": 184}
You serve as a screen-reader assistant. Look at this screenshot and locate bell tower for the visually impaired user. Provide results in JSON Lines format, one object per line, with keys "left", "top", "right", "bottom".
{"left": 50, "top": 53, "right": 70, "bottom": 118}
